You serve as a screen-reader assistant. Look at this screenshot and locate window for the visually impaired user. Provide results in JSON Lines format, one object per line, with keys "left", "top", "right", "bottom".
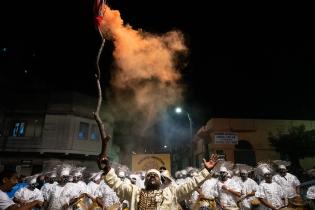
{"left": 78, "top": 122, "right": 89, "bottom": 140}
{"left": 11, "top": 121, "right": 26, "bottom": 137}
{"left": 90, "top": 124, "right": 100, "bottom": 141}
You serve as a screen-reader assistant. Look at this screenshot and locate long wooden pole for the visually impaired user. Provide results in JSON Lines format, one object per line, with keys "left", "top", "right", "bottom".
{"left": 93, "top": 0, "right": 110, "bottom": 169}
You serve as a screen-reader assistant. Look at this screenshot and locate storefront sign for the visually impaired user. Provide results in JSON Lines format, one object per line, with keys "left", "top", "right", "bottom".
{"left": 214, "top": 132, "right": 238, "bottom": 144}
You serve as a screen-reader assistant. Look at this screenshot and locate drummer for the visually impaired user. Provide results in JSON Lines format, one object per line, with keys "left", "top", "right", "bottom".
{"left": 255, "top": 164, "right": 288, "bottom": 210}
{"left": 272, "top": 164, "right": 301, "bottom": 199}
{"left": 47, "top": 164, "right": 73, "bottom": 210}
{"left": 191, "top": 172, "right": 218, "bottom": 210}
{"left": 237, "top": 166, "right": 259, "bottom": 210}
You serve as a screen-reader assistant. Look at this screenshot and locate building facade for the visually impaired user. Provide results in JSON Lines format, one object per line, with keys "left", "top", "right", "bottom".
{"left": 0, "top": 92, "right": 114, "bottom": 175}
{"left": 193, "top": 118, "right": 315, "bottom": 170}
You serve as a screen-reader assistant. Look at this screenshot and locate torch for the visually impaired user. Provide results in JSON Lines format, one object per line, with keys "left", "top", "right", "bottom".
{"left": 93, "top": 0, "right": 110, "bottom": 169}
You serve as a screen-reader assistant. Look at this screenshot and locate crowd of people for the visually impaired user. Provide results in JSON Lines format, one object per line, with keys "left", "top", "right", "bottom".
{"left": 0, "top": 156, "right": 315, "bottom": 210}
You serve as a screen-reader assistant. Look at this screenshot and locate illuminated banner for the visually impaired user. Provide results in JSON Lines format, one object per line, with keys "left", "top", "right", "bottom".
{"left": 213, "top": 132, "right": 238, "bottom": 144}
{"left": 132, "top": 154, "right": 171, "bottom": 173}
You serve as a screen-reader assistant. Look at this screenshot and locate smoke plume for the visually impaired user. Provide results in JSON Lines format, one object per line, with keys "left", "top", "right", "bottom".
{"left": 99, "top": 5, "right": 187, "bottom": 142}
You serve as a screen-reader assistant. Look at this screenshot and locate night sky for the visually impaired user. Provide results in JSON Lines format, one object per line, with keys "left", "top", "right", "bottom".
{"left": 2, "top": 1, "right": 315, "bottom": 127}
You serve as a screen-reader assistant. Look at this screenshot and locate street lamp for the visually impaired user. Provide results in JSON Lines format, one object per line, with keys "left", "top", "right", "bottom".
{"left": 174, "top": 107, "right": 192, "bottom": 141}
{"left": 175, "top": 107, "right": 182, "bottom": 114}
{"left": 174, "top": 106, "right": 193, "bottom": 165}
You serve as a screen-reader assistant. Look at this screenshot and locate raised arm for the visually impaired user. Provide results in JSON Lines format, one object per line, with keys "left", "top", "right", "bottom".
{"left": 98, "top": 156, "right": 136, "bottom": 200}
{"left": 176, "top": 154, "right": 218, "bottom": 199}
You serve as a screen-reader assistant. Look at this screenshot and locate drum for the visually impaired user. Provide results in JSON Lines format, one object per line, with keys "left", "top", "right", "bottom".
{"left": 250, "top": 198, "right": 261, "bottom": 207}
{"left": 72, "top": 194, "right": 102, "bottom": 210}
{"left": 288, "top": 196, "right": 307, "bottom": 210}
{"left": 193, "top": 198, "right": 216, "bottom": 210}
{"left": 88, "top": 200, "right": 103, "bottom": 210}
{"left": 106, "top": 203, "right": 122, "bottom": 210}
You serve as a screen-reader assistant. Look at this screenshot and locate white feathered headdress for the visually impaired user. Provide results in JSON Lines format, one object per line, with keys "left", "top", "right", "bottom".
{"left": 71, "top": 166, "right": 86, "bottom": 177}
{"left": 44, "top": 167, "right": 58, "bottom": 178}
{"left": 116, "top": 164, "right": 130, "bottom": 178}
{"left": 272, "top": 160, "right": 291, "bottom": 170}
{"left": 212, "top": 160, "right": 234, "bottom": 174}
{"left": 255, "top": 161, "right": 273, "bottom": 177}
{"left": 58, "top": 163, "right": 73, "bottom": 177}
{"left": 89, "top": 171, "right": 103, "bottom": 181}
{"left": 235, "top": 163, "right": 253, "bottom": 174}
{"left": 42, "top": 160, "right": 62, "bottom": 177}
{"left": 186, "top": 167, "right": 199, "bottom": 177}
{"left": 306, "top": 185, "right": 315, "bottom": 199}
{"left": 25, "top": 174, "right": 40, "bottom": 184}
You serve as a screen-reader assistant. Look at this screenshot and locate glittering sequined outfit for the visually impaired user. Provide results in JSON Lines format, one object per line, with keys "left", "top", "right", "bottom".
{"left": 138, "top": 189, "right": 163, "bottom": 210}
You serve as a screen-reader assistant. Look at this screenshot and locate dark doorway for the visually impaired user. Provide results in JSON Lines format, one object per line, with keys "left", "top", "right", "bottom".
{"left": 234, "top": 140, "right": 256, "bottom": 166}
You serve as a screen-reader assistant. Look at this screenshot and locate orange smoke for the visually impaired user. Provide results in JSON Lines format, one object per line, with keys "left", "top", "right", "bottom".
{"left": 99, "top": 5, "right": 188, "bottom": 132}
